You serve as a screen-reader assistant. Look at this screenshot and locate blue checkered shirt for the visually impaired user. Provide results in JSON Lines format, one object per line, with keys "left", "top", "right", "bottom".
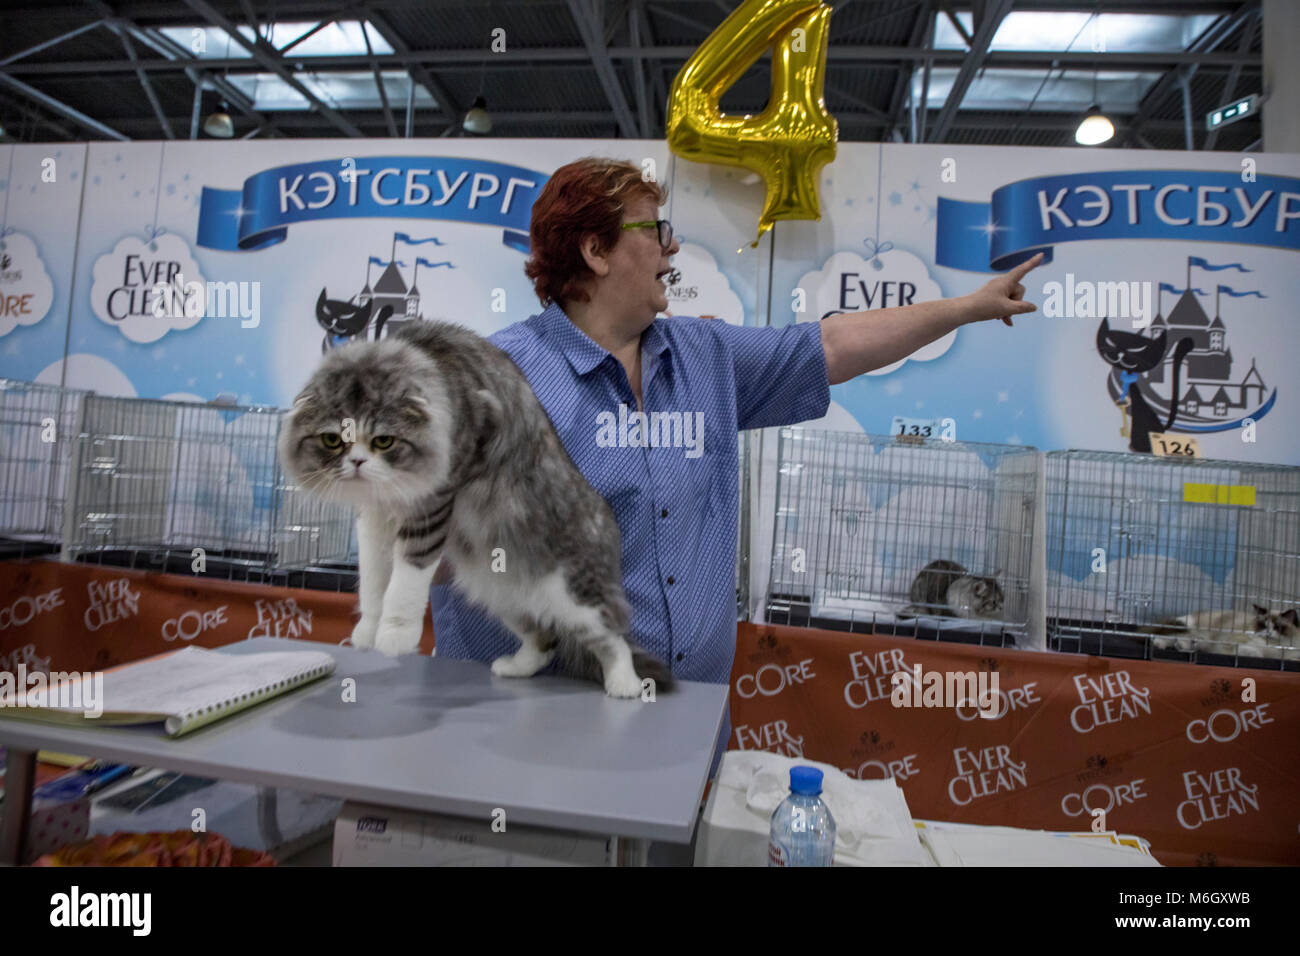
{"left": 430, "top": 302, "right": 829, "bottom": 684}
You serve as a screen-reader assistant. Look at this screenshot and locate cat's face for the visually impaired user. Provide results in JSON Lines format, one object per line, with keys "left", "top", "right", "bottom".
{"left": 1253, "top": 605, "right": 1300, "bottom": 641}
{"left": 278, "top": 339, "right": 452, "bottom": 509}
{"left": 971, "top": 577, "right": 1005, "bottom": 618}
{"left": 316, "top": 289, "right": 373, "bottom": 334}
{"left": 1096, "top": 318, "right": 1166, "bottom": 372}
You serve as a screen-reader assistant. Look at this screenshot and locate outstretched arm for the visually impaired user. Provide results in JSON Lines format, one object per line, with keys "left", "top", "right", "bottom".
{"left": 820, "top": 253, "right": 1045, "bottom": 385}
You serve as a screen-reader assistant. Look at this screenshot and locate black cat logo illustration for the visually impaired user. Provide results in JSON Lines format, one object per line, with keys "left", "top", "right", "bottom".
{"left": 315, "top": 288, "right": 393, "bottom": 354}
{"left": 664, "top": 268, "right": 682, "bottom": 285}
{"left": 0, "top": 253, "right": 10, "bottom": 271}
{"left": 1096, "top": 318, "right": 1195, "bottom": 454}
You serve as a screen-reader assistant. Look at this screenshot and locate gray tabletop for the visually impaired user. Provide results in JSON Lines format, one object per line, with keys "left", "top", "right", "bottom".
{"left": 0, "top": 638, "right": 730, "bottom": 843}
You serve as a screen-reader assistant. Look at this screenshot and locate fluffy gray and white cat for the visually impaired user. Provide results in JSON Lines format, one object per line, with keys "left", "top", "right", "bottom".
{"left": 277, "top": 320, "right": 671, "bottom": 698}
{"left": 1144, "top": 606, "right": 1300, "bottom": 661}
{"left": 899, "top": 559, "right": 1005, "bottom": 620}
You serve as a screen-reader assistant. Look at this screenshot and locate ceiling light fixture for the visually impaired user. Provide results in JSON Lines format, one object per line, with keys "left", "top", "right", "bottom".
{"left": 204, "top": 103, "right": 235, "bottom": 137}
{"left": 1075, "top": 104, "right": 1114, "bottom": 145}
{"left": 463, "top": 95, "right": 492, "bottom": 135}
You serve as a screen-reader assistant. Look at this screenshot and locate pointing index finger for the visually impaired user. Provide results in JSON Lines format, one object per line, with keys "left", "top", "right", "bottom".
{"left": 1007, "top": 251, "right": 1046, "bottom": 281}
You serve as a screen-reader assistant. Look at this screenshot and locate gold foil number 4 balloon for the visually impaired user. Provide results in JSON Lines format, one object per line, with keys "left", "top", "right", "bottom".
{"left": 667, "top": 0, "right": 839, "bottom": 243}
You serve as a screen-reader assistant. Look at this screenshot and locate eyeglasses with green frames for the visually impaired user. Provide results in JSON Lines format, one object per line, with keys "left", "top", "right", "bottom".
{"left": 621, "top": 219, "right": 674, "bottom": 249}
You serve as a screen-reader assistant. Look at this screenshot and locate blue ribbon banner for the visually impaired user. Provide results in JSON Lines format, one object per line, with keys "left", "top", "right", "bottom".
{"left": 197, "top": 157, "right": 548, "bottom": 252}
{"left": 935, "top": 170, "right": 1300, "bottom": 272}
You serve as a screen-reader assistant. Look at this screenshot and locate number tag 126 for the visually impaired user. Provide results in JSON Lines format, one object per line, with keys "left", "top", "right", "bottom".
{"left": 1149, "top": 432, "right": 1201, "bottom": 458}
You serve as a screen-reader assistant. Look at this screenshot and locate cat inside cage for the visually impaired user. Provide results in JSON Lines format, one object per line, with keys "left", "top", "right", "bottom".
{"left": 1044, "top": 450, "right": 1300, "bottom": 669}
{"left": 768, "top": 429, "right": 1036, "bottom": 647}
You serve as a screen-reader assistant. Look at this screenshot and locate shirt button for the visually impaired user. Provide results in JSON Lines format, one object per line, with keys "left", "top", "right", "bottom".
{"left": 676, "top": 652, "right": 684, "bottom": 662}
{"left": 667, "top": 576, "right": 675, "bottom": 585}
{"left": 661, "top": 508, "right": 668, "bottom": 518}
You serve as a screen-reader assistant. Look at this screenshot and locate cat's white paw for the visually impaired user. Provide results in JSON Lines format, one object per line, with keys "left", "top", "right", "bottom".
{"left": 373, "top": 618, "right": 422, "bottom": 656}
{"left": 490, "top": 647, "right": 553, "bottom": 678}
{"left": 350, "top": 617, "right": 379, "bottom": 650}
{"left": 603, "top": 668, "right": 645, "bottom": 699}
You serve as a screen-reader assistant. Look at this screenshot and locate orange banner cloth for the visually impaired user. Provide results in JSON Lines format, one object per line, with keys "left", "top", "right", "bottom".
{"left": 728, "top": 621, "right": 1300, "bottom": 867}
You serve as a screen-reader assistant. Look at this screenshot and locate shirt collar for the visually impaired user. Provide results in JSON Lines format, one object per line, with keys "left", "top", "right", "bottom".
{"left": 541, "top": 301, "right": 671, "bottom": 377}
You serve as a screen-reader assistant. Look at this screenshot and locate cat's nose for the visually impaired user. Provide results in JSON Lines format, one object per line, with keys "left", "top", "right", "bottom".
{"left": 349, "top": 457, "right": 365, "bottom": 468}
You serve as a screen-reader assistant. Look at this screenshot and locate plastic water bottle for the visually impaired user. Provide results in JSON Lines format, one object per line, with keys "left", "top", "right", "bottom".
{"left": 768, "top": 766, "right": 836, "bottom": 866}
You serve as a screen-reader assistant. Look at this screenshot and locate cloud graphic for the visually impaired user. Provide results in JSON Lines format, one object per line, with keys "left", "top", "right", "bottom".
{"left": 36, "top": 353, "right": 137, "bottom": 396}
{"left": 0, "top": 232, "right": 55, "bottom": 337}
{"left": 661, "top": 242, "right": 745, "bottom": 326}
{"left": 91, "top": 234, "right": 207, "bottom": 344}
{"left": 795, "top": 249, "right": 953, "bottom": 375}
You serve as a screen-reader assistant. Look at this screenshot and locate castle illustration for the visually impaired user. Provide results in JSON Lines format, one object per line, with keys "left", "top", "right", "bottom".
{"left": 1137, "top": 287, "right": 1272, "bottom": 425}
{"left": 356, "top": 258, "right": 427, "bottom": 338}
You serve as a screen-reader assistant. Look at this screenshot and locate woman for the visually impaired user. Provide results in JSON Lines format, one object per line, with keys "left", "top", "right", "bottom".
{"left": 430, "top": 157, "right": 1041, "bottom": 689}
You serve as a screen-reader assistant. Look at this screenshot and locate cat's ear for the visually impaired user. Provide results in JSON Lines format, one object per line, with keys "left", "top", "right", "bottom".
{"left": 1253, "top": 603, "right": 1269, "bottom": 618}
{"left": 288, "top": 388, "right": 315, "bottom": 418}
{"left": 1281, "top": 609, "right": 1299, "bottom": 627}
{"left": 398, "top": 392, "right": 431, "bottom": 424}
{"left": 316, "top": 289, "right": 327, "bottom": 309}
{"left": 1095, "top": 317, "right": 1111, "bottom": 349}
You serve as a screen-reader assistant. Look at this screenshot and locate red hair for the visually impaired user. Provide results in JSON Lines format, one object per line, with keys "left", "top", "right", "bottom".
{"left": 525, "top": 158, "right": 667, "bottom": 308}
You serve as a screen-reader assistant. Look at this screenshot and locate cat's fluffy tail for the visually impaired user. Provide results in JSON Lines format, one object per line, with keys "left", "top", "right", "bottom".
{"left": 560, "top": 639, "right": 674, "bottom": 692}
{"left": 630, "top": 645, "right": 674, "bottom": 690}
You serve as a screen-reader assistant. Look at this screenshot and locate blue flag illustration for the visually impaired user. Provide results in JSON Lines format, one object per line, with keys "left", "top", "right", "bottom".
{"left": 1189, "top": 257, "right": 1251, "bottom": 273}
{"left": 1217, "top": 284, "right": 1266, "bottom": 298}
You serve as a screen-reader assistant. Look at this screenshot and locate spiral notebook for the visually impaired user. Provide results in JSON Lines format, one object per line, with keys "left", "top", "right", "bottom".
{"left": 0, "top": 646, "right": 336, "bottom": 738}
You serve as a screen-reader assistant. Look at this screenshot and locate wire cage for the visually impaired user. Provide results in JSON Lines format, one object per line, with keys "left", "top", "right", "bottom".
{"left": 58, "top": 393, "right": 355, "bottom": 584}
{"left": 765, "top": 427, "right": 1040, "bottom": 647}
{"left": 1045, "top": 450, "right": 1300, "bottom": 670}
{"left": 0, "top": 378, "right": 92, "bottom": 559}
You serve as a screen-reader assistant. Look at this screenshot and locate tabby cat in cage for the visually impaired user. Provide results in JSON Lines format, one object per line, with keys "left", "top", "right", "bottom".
{"left": 1144, "top": 606, "right": 1300, "bottom": 661}
{"left": 277, "top": 320, "right": 672, "bottom": 698}
{"left": 899, "top": 559, "right": 1005, "bottom": 620}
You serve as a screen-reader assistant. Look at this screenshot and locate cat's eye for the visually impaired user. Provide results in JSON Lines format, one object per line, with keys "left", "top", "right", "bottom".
{"left": 371, "top": 435, "right": 395, "bottom": 450}
{"left": 320, "top": 433, "right": 344, "bottom": 449}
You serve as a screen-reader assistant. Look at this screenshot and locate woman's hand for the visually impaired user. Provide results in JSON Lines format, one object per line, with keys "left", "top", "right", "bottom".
{"left": 962, "top": 252, "right": 1046, "bottom": 326}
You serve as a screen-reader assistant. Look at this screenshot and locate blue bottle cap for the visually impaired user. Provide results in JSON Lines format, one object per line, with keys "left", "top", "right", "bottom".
{"left": 789, "top": 766, "right": 823, "bottom": 795}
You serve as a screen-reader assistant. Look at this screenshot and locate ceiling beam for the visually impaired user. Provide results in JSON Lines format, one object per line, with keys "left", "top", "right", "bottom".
{"left": 1204, "top": 9, "right": 1260, "bottom": 150}
{"left": 364, "top": 7, "right": 461, "bottom": 128}
{"left": 628, "top": 0, "right": 651, "bottom": 138}
{"left": 3, "top": 46, "right": 1260, "bottom": 76}
{"left": 635, "top": 0, "right": 668, "bottom": 135}
{"left": 357, "top": 14, "right": 398, "bottom": 137}
{"left": 927, "top": 0, "right": 1013, "bottom": 142}
{"left": 1122, "top": 5, "right": 1255, "bottom": 147}
{"left": 0, "top": 92, "right": 80, "bottom": 140}
{"left": 179, "top": 0, "right": 363, "bottom": 136}
{"left": 101, "top": 9, "right": 284, "bottom": 140}
{"left": 0, "top": 19, "right": 105, "bottom": 67}
{"left": 567, "top": 0, "right": 639, "bottom": 138}
{"left": 108, "top": 22, "right": 175, "bottom": 139}
{"left": 0, "top": 72, "right": 128, "bottom": 140}
{"left": 887, "top": 1, "right": 932, "bottom": 142}
{"left": 38, "top": 0, "right": 1241, "bottom": 14}
{"left": 93, "top": 108, "right": 1241, "bottom": 135}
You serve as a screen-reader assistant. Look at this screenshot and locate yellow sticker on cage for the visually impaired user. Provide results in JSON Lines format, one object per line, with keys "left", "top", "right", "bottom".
{"left": 1183, "top": 483, "right": 1256, "bottom": 506}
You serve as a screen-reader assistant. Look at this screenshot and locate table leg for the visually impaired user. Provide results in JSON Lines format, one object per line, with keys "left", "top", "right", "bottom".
{"left": 0, "top": 747, "right": 37, "bottom": 866}
{"left": 612, "top": 836, "right": 648, "bottom": 867}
